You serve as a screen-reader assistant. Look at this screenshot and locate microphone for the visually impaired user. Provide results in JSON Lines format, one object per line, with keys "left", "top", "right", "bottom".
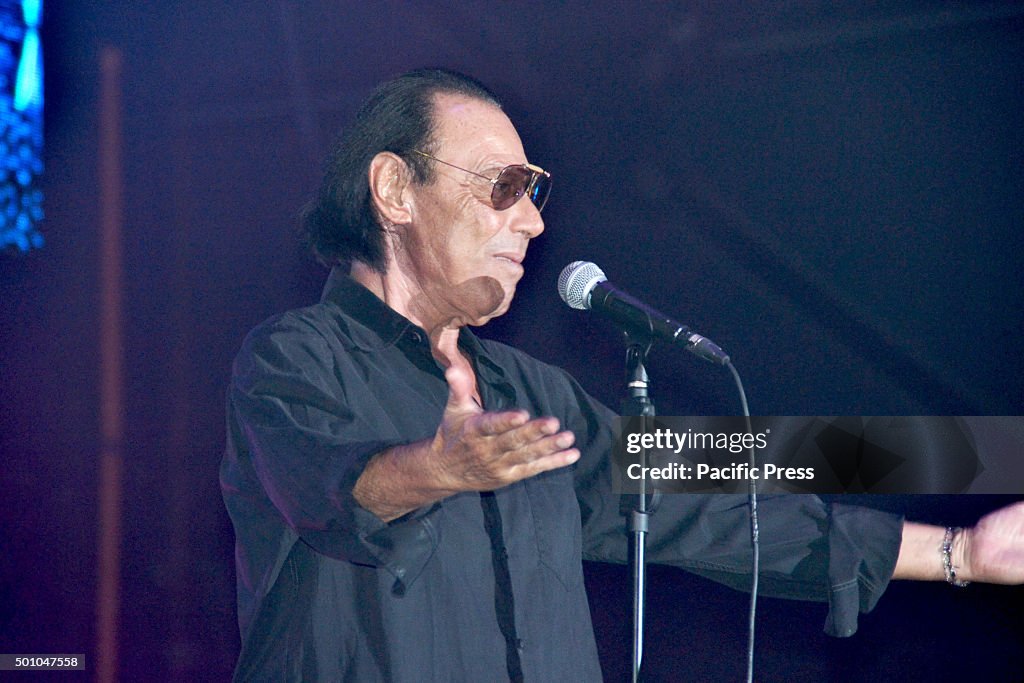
{"left": 557, "top": 261, "right": 730, "bottom": 365}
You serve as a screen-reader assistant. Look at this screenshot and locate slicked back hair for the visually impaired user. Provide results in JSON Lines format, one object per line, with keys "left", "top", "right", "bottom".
{"left": 302, "top": 68, "right": 502, "bottom": 270}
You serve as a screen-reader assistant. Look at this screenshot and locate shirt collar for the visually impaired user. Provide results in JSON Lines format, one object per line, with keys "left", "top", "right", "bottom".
{"left": 318, "top": 266, "right": 495, "bottom": 363}
{"left": 320, "top": 266, "right": 420, "bottom": 351}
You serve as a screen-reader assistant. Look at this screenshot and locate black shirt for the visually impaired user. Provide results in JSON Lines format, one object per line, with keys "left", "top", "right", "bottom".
{"left": 221, "top": 270, "right": 903, "bottom": 681}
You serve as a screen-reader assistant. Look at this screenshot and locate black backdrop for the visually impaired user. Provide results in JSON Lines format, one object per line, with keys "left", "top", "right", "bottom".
{"left": 2, "top": 2, "right": 1022, "bottom": 680}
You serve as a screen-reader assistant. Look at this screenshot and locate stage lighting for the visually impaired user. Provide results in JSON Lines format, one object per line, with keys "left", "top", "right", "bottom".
{"left": 1, "top": 0, "right": 43, "bottom": 253}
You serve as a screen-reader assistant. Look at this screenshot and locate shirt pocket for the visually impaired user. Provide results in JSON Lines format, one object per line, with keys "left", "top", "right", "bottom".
{"left": 524, "top": 468, "right": 583, "bottom": 590}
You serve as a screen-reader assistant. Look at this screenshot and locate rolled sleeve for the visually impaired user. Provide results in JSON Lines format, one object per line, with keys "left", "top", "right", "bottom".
{"left": 824, "top": 502, "right": 903, "bottom": 636}
{"left": 225, "top": 313, "right": 442, "bottom": 589}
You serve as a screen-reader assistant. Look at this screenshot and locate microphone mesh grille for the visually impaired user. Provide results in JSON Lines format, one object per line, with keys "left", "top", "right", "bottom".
{"left": 557, "top": 261, "right": 606, "bottom": 310}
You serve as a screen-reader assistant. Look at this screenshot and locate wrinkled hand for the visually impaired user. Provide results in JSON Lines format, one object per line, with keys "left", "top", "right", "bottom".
{"left": 353, "top": 362, "right": 581, "bottom": 522}
{"left": 429, "top": 363, "right": 580, "bottom": 493}
{"left": 960, "top": 501, "right": 1024, "bottom": 584}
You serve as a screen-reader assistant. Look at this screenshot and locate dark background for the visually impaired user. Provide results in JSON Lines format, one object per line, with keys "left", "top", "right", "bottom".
{"left": 2, "top": 2, "right": 1022, "bottom": 680}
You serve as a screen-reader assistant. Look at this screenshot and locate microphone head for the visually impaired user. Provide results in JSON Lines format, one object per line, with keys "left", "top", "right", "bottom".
{"left": 558, "top": 261, "right": 607, "bottom": 310}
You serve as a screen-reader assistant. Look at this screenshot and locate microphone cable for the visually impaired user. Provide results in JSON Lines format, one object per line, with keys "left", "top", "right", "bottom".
{"left": 726, "top": 360, "right": 759, "bottom": 683}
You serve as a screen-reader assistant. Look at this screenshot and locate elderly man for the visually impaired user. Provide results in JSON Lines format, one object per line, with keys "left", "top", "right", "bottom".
{"left": 221, "top": 69, "right": 1023, "bottom": 681}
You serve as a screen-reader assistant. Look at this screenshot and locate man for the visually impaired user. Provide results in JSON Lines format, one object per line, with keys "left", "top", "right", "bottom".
{"left": 221, "top": 69, "right": 1024, "bottom": 681}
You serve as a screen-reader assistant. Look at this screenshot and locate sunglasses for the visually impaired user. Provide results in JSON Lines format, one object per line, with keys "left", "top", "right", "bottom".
{"left": 411, "top": 150, "right": 552, "bottom": 212}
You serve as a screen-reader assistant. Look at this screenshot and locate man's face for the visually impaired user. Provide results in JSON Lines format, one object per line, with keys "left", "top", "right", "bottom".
{"left": 396, "top": 93, "right": 545, "bottom": 328}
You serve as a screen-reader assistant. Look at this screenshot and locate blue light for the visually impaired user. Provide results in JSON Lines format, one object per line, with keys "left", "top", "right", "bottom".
{"left": 13, "top": 0, "right": 40, "bottom": 112}
{"left": 1, "top": 0, "right": 43, "bottom": 253}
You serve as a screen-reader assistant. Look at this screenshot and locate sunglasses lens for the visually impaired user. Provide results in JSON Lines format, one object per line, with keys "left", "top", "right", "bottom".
{"left": 528, "top": 173, "right": 551, "bottom": 212}
{"left": 490, "top": 166, "right": 529, "bottom": 210}
{"left": 491, "top": 166, "right": 551, "bottom": 212}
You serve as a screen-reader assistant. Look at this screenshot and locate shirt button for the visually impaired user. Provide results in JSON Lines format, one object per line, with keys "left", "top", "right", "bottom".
{"left": 515, "top": 638, "right": 524, "bottom": 651}
{"left": 408, "top": 330, "right": 423, "bottom": 344}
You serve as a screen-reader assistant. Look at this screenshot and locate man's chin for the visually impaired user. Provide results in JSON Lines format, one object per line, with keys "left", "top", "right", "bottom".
{"left": 468, "top": 289, "right": 517, "bottom": 327}
{"left": 468, "top": 299, "right": 513, "bottom": 327}
{"left": 450, "top": 275, "right": 514, "bottom": 326}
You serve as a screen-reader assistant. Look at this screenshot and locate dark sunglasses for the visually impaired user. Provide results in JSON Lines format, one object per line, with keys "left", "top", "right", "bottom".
{"left": 412, "top": 150, "right": 552, "bottom": 212}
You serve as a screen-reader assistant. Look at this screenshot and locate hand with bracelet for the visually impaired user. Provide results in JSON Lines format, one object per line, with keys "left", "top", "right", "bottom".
{"left": 894, "top": 501, "right": 1024, "bottom": 585}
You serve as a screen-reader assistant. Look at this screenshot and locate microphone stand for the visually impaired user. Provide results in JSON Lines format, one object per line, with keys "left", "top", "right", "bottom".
{"left": 621, "top": 340, "right": 661, "bottom": 683}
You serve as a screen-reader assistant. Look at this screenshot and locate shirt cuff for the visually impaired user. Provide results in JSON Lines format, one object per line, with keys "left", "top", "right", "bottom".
{"left": 824, "top": 503, "right": 903, "bottom": 636}
{"left": 354, "top": 502, "right": 441, "bottom": 595}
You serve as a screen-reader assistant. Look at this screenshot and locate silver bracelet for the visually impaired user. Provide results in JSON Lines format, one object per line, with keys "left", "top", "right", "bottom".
{"left": 942, "top": 526, "right": 970, "bottom": 587}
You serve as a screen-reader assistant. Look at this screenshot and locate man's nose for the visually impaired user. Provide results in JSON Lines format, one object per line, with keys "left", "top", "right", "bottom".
{"left": 510, "top": 198, "right": 545, "bottom": 238}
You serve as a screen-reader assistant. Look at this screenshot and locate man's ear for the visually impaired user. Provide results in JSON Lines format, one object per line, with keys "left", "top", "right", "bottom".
{"left": 368, "top": 152, "right": 414, "bottom": 225}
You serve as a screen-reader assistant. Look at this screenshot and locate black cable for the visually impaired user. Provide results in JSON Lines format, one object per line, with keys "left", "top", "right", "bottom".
{"left": 726, "top": 360, "right": 759, "bottom": 683}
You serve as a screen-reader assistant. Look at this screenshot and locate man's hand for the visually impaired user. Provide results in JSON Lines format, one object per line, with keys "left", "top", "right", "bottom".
{"left": 427, "top": 364, "right": 580, "bottom": 493}
{"left": 958, "top": 501, "right": 1024, "bottom": 584}
{"left": 894, "top": 501, "right": 1024, "bottom": 584}
{"left": 353, "top": 362, "right": 580, "bottom": 522}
